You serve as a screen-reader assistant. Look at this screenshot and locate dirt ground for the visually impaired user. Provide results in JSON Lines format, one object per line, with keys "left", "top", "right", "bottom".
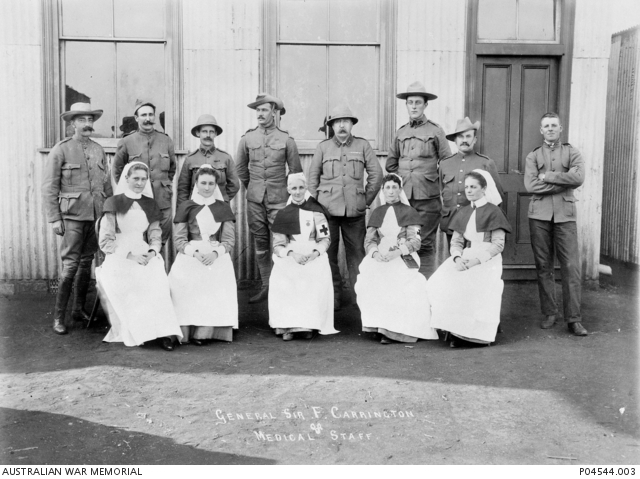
{"left": 0, "top": 257, "right": 638, "bottom": 465}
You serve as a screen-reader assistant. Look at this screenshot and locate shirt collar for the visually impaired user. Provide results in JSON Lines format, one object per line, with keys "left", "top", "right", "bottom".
{"left": 544, "top": 139, "right": 561, "bottom": 148}
{"left": 124, "top": 189, "right": 142, "bottom": 200}
{"left": 192, "top": 192, "right": 216, "bottom": 206}
{"left": 410, "top": 115, "right": 427, "bottom": 128}
{"left": 258, "top": 119, "right": 276, "bottom": 134}
{"left": 199, "top": 145, "right": 216, "bottom": 156}
{"left": 333, "top": 134, "right": 353, "bottom": 147}
{"left": 472, "top": 197, "right": 488, "bottom": 208}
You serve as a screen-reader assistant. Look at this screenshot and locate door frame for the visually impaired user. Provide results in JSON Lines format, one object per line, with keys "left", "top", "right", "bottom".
{"left": 465, "top": 0, "right": 576, "bottom": 138}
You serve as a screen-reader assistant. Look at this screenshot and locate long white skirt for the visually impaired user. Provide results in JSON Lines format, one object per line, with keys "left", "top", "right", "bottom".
{"left": 356, "top": 253, "right": 438, "bottom": 341}
{"left": 168, "top": 252, "right": 238, "bottom": 330}
{"left": 268, "top": 242, "right": 337, "bottom": 335}
{"left": 97, "top": 255, "right": 183, "bottom": 347}
{"left": 427, "top": 248, "right": 504, "bottom": 343}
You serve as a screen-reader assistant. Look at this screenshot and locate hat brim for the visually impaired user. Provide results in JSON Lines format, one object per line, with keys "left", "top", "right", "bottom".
{"left": 247, "top": 100, "right": 286, "bottom": 116}
{"left": 396, "top": 92, "right": 438, "bottom": 101}
{"left": 328, "top": 115, "right": 359, "bottom": 126}
{"left": 191, "top": 123, "right": 223, "bottom": 137}
{"left": 61, "top": 110, "right": 103, "bottom": 123}
{"left": 445, "top": 123, "right": 481, "bottom": 142}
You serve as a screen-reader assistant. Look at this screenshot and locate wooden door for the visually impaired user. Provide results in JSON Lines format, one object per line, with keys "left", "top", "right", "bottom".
{"left": 472, "top": 56, "right": 559, "bottom": 278}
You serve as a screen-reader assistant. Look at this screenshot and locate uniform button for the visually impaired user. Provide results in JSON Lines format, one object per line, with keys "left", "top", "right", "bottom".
{"left": 551, "top": 168, "right": 555, "bottom": 171}
{"left": 457, "top": 205, "right": 460, "bottom": 208}
{"left": 460, "top": 170, "right": 463, "bottom": 172}
{"left": 457, "top": 193, "right": 461, "bottom": 195}
{"left": 458, "top": 181, "right": 461, "bottom": 183}
{"left": 462, "top": 159, "right": 465, "bottom": 162}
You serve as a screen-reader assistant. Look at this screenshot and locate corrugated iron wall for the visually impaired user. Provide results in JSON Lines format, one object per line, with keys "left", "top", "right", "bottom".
{"left": 182, "top": 0, "right": 261, "bottom": 282}
{"left": 601, "top": 26, "right": 640, "bottom": 264}
{"left": 0, "top": 0, "right": 59, "bottom": 281}
{"left": 568, "top": 0, "right": 613, "bottom": 281}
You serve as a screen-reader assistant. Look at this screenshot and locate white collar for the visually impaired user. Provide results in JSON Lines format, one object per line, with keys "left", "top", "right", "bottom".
{"left": 472, "top": 197, "right": 488, "bottom": 208}
{"left": 124, "top": 189, "right": 142, "bottom": 200}
{"left": 192, "top": 192, "right": 216, "bottom": 206}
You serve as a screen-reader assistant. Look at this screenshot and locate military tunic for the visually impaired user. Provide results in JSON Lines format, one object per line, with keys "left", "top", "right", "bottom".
{"left": 439, "top": 150, "right": 503, "bottom": 232}
{"left": 43, "top": 137, "right": 112, "bottom": 223}
{"left": 113, "top": 129, "right": 177, "bottom": 210}
{"left": 235, "top": 124, "right": 301, "bottom": 206}
{"left": 177, "top": 146, "right": 240, "bottom": 207}
{"left": 386, "top": 115, "right": 452, "bottom": 200}
{"left": 308, "top": 134, "right": 383, "bottom": 217}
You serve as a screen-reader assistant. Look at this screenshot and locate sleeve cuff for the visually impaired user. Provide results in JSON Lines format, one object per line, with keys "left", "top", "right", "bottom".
{"left": 451, "top": 251, "right": 462, "bottom": 260}
{"left": 367, "top": 247, "right": 379, "bottom": 258}
{"left": 399, "top": 244, "right": 410, "bottom": 256}
{"left": 213, "top": 245, "right": 227, "bottom": 256}
{"left": 184, "top": 244, "right": 197, "bottom": 257}
{"left": 477, "top": 250, "right": 492, "bottom": 263}
{"left": 276, "top": 246, "right": 291, "bottom": 258}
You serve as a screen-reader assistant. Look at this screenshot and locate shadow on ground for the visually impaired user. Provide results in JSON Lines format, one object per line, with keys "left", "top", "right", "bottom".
{"left": 0, "top": 407, "right": 275, "bottom": 465}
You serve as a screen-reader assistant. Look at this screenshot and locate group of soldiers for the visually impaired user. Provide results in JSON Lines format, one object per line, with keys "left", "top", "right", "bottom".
{"left": 43, "top": 81, "right": 587, "bottom": 338}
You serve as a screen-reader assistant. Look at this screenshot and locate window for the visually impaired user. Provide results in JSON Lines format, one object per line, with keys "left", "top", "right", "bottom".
{"left": 42, "top": 0, "right": 182, "bottom": 149}
{"left": 477, "top": 0, "right": 559, "bottom": 43}
{"left": 264, "top": 0, "right": 396, "bottom": 151}
{"left": 58, "top": 0, "right": 166, "bottom": 146}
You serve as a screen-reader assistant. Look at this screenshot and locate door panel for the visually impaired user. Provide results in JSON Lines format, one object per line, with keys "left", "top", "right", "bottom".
{"left": 473, "top": 56, "right": 559, "bottom": 269}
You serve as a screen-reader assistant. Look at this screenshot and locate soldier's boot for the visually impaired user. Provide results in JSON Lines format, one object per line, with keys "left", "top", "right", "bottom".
{"left": 71, "top": 263, "right": 92, "bottom": 324}
{"left": 249, "top": 251, "right": 271, "bottom": 304}
{"left": 53, "top": 277, "right": 74, "bottom": 335}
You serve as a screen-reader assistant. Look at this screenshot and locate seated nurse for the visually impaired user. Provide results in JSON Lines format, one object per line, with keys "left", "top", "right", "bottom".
{"left": 355, "top": 173, "right": 439, "bottom": 344}
{"left": 268, "top": 172, "right": 338, "bottom": 341}
{"left": 169, "top": 164, "right": 238, "bottom": 345}
{"left": 426, "top": 169, "right": 512, "bottom": 348}
{"left": 96, "top": 161, "right": 182, "bottom": 351}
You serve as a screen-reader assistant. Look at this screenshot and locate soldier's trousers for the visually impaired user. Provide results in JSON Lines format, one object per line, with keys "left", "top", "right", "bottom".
{"left": 529, "top": 218, "right": 582, "bottom": 322}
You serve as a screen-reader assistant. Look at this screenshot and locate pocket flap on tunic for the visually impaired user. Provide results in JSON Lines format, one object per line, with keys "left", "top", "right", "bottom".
{"left": 61, "top": 163, "right": 81, "bottom": 170}
{"left": 58, "top": 191, "right": 82, "bottom": 199}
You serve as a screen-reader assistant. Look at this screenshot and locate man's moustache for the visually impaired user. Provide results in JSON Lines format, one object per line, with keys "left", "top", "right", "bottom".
{"left": 143, "top": 121, "right": 154, "bottom": 125}
{"left": 82, "top": 127, "right": 94, "bottom": 132}
{"left": 461, "top": 142, "right": 469, "bottom": 146}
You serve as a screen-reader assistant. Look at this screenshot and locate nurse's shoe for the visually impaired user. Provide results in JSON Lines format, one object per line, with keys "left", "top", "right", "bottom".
{"left": 159, "top": 337, "right": 174, "bottom": 351}
{"left": 282, "top": 333, "right": 294, "bottom": 341}
{"left": 380, "top": 336, "right": 392, "bottom": 344}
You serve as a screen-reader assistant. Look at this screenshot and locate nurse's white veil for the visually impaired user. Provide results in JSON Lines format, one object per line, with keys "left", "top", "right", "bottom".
{"left": 472, "top": 169, "right": 502, "bottom": 206}
{"left": 115, "top": 161, "right": 154, "bottom": 198}
{"left": 191, "top": 164, "right": 225, "bottom": 205}
{"left": 379, "top": 173, "right": 410, "bottom": 206}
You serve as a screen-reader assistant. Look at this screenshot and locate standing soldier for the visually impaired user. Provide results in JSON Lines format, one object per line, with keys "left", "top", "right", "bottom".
{"left": 440, "top": 117, "right": 504, "bottom": 244}
{"left": 42, "top": 103, "right": 113, "bottom": 335}
{"left": 524, "top": 112, "right": 587, "bottom": 336}
{"left": 236, "top": 93, "right": 302, "bottom": 303}
{"left": 113, "top": 100, "right": 176, "bottom": 246}
{"left": 177, "top": 114, "right": 239, "bottom": 208}
{"left": 308, "top": 105, "right": 383, "bottom": 310}
{"left": 386, "top": 82, "right": 452, "bottom": 275}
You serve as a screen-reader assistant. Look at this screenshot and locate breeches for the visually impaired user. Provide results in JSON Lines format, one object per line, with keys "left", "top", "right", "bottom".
{"left": 59, "top": 219, "right": 97, "bottom": 279}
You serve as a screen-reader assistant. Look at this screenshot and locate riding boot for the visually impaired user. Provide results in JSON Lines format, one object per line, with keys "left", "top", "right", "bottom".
{"left": 53, "top": 277, "right": 74, "bottom": 335}
{"left": 71, "top": 264, "right": 92, "bottom": 323}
